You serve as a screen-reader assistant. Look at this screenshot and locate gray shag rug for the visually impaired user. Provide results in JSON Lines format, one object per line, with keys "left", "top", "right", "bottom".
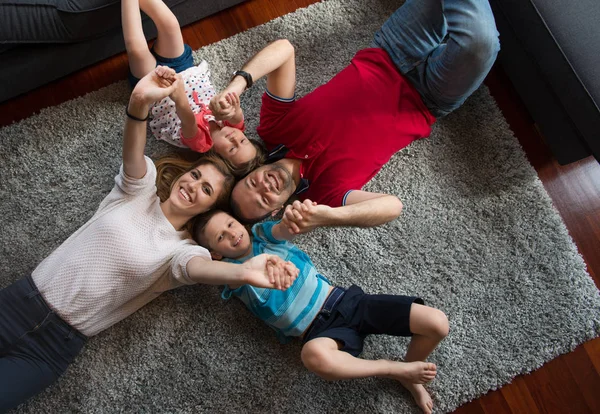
{"left": 1, "top": 0, "right": 599, "bottom": 412}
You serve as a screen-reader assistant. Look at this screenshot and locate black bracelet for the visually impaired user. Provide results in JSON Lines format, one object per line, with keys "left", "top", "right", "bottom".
{"left": 231, "top": 70, "right": 253, "bottom": 90}
{"left": 125, "top": 106, "right": 149, "bottom": 122}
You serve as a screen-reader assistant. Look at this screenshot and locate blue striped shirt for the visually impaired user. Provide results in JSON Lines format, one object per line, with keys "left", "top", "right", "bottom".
{"left": 222, "top": 221, "right": 332, "bottom": 343}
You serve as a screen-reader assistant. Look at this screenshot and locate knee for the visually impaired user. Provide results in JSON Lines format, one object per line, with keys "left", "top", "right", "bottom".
{"left": 428, "top": 309, "right": 449, "bottom": 340}
{"left": 464, "top": 25, "right": 500, "bottom": 68}
{"left": 301, "top": 342, "right": 336, "bottom": 380}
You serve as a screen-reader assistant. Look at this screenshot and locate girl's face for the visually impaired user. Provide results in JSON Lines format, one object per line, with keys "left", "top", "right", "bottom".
{"left": 168, "top": 163, "right": 225, "bottom": 216}
{"left": 211, "top": 126, "right": 257, "bottom": 168}
{"left": 203, "top": 211, "right": 251, "bottom": 259}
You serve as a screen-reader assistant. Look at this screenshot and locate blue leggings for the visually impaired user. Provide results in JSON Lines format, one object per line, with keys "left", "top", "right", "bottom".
{"left": 0, "top": 276, "right": 86, "bottom": 411}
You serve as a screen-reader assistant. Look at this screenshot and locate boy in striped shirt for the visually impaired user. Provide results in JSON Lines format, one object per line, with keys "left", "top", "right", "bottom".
{"left": 193, "top": 205, "right": 449, "bottom": 414}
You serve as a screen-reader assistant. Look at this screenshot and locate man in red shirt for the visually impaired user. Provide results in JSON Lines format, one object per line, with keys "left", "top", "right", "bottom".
{"left": 211, "top": 0, "right": 499, "bottom": 234}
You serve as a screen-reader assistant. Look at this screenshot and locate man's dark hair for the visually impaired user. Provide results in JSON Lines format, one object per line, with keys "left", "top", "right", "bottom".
{"left": 229, "top": 195, "right": 272, "bottom": 224}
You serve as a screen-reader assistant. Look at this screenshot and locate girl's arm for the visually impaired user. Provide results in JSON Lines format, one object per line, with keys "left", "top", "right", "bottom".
{"left": 170, "top": 75, "right": 199, "bottom": 139}
{"left": 123, "top": 66, "right": 179, "bottom": 178}
{"left": 186, "top": 253, "right": 299, "bottom": 290}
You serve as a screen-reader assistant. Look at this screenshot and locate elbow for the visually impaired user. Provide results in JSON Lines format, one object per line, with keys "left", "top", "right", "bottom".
{"left": 389, "top": 196, "right": 403, "bottom": 221}
{"left": 274, "top": 38, "right": 295, "bottom": 57}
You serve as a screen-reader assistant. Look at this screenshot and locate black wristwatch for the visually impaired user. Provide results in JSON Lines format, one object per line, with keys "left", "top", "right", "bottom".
{"left": 231, "top": 70, "right": 253, "bottom": 90}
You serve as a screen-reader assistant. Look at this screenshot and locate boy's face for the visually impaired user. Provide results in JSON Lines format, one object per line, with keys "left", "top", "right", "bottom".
{"left": 204, "top": 211, "right": 251, "bottom": 259}
{"left": 211, "top": 126, "right": 257, "bottom": 168}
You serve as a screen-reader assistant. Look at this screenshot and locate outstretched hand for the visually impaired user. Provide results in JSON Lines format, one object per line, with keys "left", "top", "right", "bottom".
{"left": 243, "top": 254, "right": 299, "bottom": 290}
{"left": 282, "top": 199, "right": 331, "bottom": 235}
{"left": 131, "top": 66, "right": 180, "bottom": 106}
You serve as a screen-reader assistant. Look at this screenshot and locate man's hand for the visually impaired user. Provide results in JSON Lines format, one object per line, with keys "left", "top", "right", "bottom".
{"left": 131, "top": 66, "right": 180, "bottom": 106}
{"left": 209, "top": 91, "right": 239, "bottom": 121}
{"left": 243, "top": 254, "right": 299, "bottom": 290}
{"left": 282, "top": 199, "right": 330, "bottom": 235}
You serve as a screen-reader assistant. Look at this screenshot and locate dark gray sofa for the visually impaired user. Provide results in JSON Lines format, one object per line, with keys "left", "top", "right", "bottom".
{"left": 490, "top": 0, "right": 600, "bottom": 164}
{"left": 0, "top": 0, "right": 247, "bottom": 103}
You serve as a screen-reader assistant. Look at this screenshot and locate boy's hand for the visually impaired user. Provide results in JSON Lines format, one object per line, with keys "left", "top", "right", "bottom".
{"left": 131, "top": 66, "right": 179, "bottom": 106}
{"left": 282, "top": 199, "right": 328, "bottom": 235}
{"left": 243, "top": 254, "right": 299, "bottom": 290}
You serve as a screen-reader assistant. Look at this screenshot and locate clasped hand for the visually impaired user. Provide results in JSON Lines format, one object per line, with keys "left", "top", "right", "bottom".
{"left": 209, "top": 91, "right": 241, "bottom": 122}
{"left": 130, "top": 66, "right": 181, "bottom": 105}
{"left": 244, "top": 254, "right": 299, "bottom": 291}
{"left": 282, "top": 199, "right": 331, "bottom": 235}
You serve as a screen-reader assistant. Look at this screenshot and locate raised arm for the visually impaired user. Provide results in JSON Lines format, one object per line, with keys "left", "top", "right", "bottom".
{"left": 210, "top": 39, "right": 296, "bottom": 117}
{"left": 282, "top": 192, "right": 403, "bottom": 235}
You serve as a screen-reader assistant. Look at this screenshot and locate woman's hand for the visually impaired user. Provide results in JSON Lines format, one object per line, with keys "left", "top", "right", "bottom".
{"left": 243, "top": 254, "right": 299, "bottom": 290}
{"left": 131, "top": 66, "right": 180, "bottom": 106}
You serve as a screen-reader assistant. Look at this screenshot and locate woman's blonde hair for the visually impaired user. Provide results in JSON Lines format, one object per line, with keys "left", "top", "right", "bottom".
{"left": 155, "top": 152, "right": 235, "bottom": 212}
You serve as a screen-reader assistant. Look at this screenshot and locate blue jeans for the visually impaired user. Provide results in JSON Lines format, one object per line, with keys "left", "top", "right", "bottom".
{"left": 0, "top": 276, "right": 87, "bottom": 412}
{"left": 372, "top": 0, "right": 500, "bottom": 118}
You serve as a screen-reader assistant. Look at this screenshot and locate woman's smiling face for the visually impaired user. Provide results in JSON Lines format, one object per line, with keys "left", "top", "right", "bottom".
{"left": 169, "top": 163, "right": 225, "bottom": 216}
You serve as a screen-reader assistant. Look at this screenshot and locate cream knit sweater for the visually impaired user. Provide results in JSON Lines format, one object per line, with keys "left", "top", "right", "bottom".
{"left": 32, "top": 157, "right": 209, "bottom": 336}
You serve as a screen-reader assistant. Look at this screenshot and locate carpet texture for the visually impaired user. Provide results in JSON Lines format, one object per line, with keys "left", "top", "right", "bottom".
{"left": 1, "top": 0, "right": 599, "bottom": 412}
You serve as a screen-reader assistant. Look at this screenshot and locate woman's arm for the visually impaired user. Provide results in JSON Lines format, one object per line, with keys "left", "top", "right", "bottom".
{"left": 186, "top": 253, "right": 299, "bottom": 290}
{"left": 123, "top": 66, "right": 180, "bottom": 178}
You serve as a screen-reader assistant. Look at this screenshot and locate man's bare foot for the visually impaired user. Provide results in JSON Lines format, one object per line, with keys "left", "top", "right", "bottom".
{"left": 400, "top": 381, "right": 434, "bottom": 414}
{"left": 388, "top": 361, "right": 436, "bottom": 384}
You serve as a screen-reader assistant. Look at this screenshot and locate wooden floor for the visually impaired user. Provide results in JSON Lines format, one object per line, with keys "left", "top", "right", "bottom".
{"left": 1, "top": 0, "right": 599, "bottom": 412}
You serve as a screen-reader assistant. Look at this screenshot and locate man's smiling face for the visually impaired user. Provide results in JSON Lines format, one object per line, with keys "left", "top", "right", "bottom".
{"left": 231, "top": 163, "right": 295, "bottom": 222}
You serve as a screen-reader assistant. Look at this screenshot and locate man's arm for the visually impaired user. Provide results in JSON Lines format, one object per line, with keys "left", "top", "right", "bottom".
{"left": 210, "top": 39, "right": 296, "bottom": 115}
{"left": 282, "top": 191, "right": 403, "bottom": 234}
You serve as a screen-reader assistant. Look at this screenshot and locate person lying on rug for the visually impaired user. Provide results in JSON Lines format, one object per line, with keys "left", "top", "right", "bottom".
{"left": 212, "top": 0, "right": 499, "bottom": 228}
{"left": 122, "top": 0, "right": 265, "bottom": 175}
{"left": 0, "top": 67, "right": 299, "bottom": 412}
{"left": 192, "top": 206, "right": 449, "bottom": 414}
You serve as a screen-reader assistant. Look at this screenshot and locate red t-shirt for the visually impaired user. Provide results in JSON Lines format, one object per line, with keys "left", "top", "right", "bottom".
{"left": 257, "top": 48, "right": 435, "bottom": 207}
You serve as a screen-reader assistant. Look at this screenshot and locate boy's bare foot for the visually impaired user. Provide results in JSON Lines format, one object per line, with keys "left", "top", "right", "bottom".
{"left": 401, "top": 381, "right": 434, "bottom": 414}
{"left": 389, "top": 361, "right": 436, "bottom": 384}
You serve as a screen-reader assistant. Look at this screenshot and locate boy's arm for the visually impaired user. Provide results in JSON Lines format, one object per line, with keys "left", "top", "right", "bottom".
{"left": 186, "top": 253, "right": 298, "bottom": 290}
{"left": 270, "top": 220, "right": 297, "bottom": 241}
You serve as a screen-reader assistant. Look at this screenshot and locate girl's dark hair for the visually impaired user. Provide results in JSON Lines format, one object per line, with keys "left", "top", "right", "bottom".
{"left": 191, "top": 209, "right": 224, "bottom": 248}
{"left": 206, "top": 138, "right": 267, "bottom": 178}
{"left": 155, "top": 153, "right": 235, "bottom": 233}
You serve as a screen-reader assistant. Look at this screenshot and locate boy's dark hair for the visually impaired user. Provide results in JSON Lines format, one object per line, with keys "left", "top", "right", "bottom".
{"left": 191, "top": 209, "right": 223, "bottom": 248}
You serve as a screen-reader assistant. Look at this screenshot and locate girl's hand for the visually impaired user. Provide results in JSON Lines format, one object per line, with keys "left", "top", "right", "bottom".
{"left": 209, "top": 90, "right": 238, "bottom": 121}
{"left": 244, "top": 254, "right": 299, "bottom": 290}
{"left": 131, "top": 66, "right": 179, "bottom": 105}
{"left": 168, "top": 74, "right": 187, "bottom": 106}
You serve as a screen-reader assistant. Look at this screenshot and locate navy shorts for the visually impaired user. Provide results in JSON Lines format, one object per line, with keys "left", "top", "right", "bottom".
{"left": 303, "top": 285, "right": 424, "bottom": 357}
{"left": 128, "top": 43, "right": 194, "bottom": 87}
